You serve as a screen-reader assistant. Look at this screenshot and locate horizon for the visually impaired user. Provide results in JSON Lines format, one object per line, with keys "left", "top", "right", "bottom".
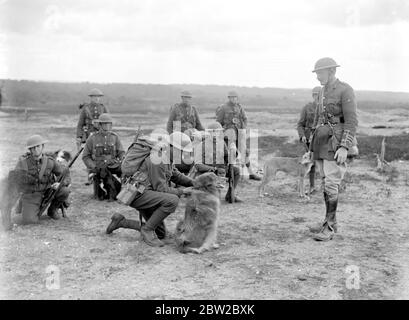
{"left": 2, "top": 78, "right": 409, "bottom": 95}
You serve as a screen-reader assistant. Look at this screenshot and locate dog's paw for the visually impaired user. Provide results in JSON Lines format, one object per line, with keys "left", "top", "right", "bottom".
{"left": 301, "top": 195, "right": 311, "bottom": 201}
{"left": 212, "top": 243, "right": 220, "bottom": 249}
{"left": 189, "top": 247, "right": 204, "bottom": 254}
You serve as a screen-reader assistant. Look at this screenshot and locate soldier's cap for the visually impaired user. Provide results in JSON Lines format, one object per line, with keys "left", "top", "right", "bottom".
{"left": 312, "top": 57, "right": 340, "bottom": 72}
{"left": 26, "top": 134, "right": 48, "bottom": 149}
{"left": 227, "top": 91, "right": 238, "bottom": 97}
{"left": 88, "top": 88, "right": 104, "bottom": 96}
{"left": 180, "top": 90, "right": 192, "bottom": 98}
{"left": 169, "top": 131, "right": 193, "bottom": 152}
{"left": 95, "top": 113, "right": 113, "bottom": 123}
{"left": 312, "top": 86, "right": 322, "bottom": 95}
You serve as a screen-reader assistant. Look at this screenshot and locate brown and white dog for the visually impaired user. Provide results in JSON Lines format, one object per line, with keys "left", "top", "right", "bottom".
{"left": 175, "top": 172, "right": 221, "bottom": 254}
{"left": 258, "top": 151, "right": 315, "bottom": 198}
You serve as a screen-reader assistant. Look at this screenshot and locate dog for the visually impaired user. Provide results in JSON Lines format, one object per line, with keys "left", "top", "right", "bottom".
{"left": 175, "top": 172, "right": 221, "bottom": 254}
{"left": 258, "top": 151, "right": 315, "bottom": 198}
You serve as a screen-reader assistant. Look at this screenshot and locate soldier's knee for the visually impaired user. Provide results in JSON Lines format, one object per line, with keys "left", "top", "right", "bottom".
{"left": 163, "top": 194, "right": 179, "bottom": 212}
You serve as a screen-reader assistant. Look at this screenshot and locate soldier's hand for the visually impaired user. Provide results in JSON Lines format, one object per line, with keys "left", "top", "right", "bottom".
{"left": 51, "top": 182, "right": 60, "bottom": 190}
{"left": 334, "top": 147, "right": 348, "bottom": 164}
{"left": 301, "top": 136, "right": 307, "bottom": 144}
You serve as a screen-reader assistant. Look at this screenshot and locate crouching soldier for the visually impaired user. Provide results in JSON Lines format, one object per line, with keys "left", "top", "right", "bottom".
{"left": 13, "top": 135, "right": 69, "bottom": 223}
{"left": 106, "top": 131, "right": 194, "bottom": 248}
{"left": 190, "top": 122, "right": 242, "bottom": 202}
{"left": 82, "top": 113, "right": 124, "bottom": 201}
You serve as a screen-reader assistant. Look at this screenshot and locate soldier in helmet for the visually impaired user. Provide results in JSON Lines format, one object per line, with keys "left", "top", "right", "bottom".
{"left": 216, "top": 91, "right": 261, "bottom": 180}
{"left": 13, "top": 135, "right": 70, "bottom": 223}
{"left": 105, "top": 132, "right": 194, "bottom": 248}
{"left": 166, "top": 91, "right": 205, "bottom": 134}
{"left": 296, "top": 86, "right": 321, "bottom": 193}
{"left": 82, "top": 113, "right": 124, "bottom": 202}
{"left": 76, "top": 88, "right": 109, "bottom": 150}
{"left": 309, "top": 57, "right": 358, "bottom": 241}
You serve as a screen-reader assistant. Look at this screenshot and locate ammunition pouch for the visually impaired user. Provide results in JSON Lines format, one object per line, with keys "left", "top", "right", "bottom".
{"left": 117, "top": 171, "right": 148, "bottom": 205}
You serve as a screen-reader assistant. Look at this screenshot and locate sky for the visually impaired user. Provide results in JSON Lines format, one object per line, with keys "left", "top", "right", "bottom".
{"left": 0, "top": 0, "right": 408, "bottom": 92}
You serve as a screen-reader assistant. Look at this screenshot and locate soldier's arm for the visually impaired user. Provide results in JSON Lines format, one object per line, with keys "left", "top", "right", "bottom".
{"left": 170, "top": 167, "right": 194, "bottom": 187}
{"left": 194, "top": 107, "right": 205, "bottom": 131}
{"left": 103, "top": 104, "right": 109, "bottom": 113}
{"left": 166, "top": 106, "right": 176, "bottom": 134}
{"left": 116, "top": 137, "right": 125, "bottom": 160}
{"left": 194, "top": 163, "right": 216, "bottom": 173}
{"left": 76, "top": 109, "right": 86, "bottom": 138}
{"left": 297, "top": 106, "right": 307, "bottom": 138}
{"left": 82, "top": 138, "right": 96, "bottom": 170}
{"left": 215, "top": 106, "right": 225, "bottom": 126}
{"left": 147, "top": 162, "right": 187, "bottom": 195}
{"left": 340, "top": 87, "right": 358, "bottom": 149}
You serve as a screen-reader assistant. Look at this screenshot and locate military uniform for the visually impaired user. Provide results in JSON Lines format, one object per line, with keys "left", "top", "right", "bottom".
{"left": 310, "top": 78, "right": 358, "bottom": 238}
{"left": 14, "top": 153, "right": 69, "bottom": 224}
{"left": 166, "top": 103, "right": 204, "bottom": 133}
{"left": 76, "top": 102, "right": 109, "bottom": 142}
{"left": 192, "top": 134, "right": 241, "bottom": 202}
{"left": 297, "top": 102, "right": 318, "bottom": 143}
{"left": 82, "top": 130, "right": 125, "bottom": 200}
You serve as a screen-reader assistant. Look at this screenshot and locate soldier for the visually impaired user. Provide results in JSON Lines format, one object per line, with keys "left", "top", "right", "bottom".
{"left": 105, "top": 132, "right": 194, "bottom": 248}
{"left": 296, "top": 86, "right": 321, "bottom": 193}
{"left": 82, "top": 113, "right": 124, "bottom": 201}
{"left": 216, "top": 91, "right": 261, "bottom": 180}
{"left": 190, "top": 122, "right": 242, "bottom": 202}
{"left": 76, "top": 88, "right": 109, "bottom": 151}
{"left": 13, "top": 135, "right": 70, "bottom": 223}
{"left": 166, "top": 90, "right": 205, "bottom": 134}
{"left": 309, "top": 57, "right": 358, "bottom": 241}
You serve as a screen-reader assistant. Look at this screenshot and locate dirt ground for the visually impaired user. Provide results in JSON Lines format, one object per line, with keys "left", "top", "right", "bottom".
{"left": 0, "top": 110, "right": 408, "bottom": 300}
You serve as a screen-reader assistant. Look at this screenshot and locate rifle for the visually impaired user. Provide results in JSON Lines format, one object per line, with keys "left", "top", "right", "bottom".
{"left": 227, "top": 142, "right": 237, "bottom": 204}
{"left": 38, "top": 146, "right": 84, "bottom": 217}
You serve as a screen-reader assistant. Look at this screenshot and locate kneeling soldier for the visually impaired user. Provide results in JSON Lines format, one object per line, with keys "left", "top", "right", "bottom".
{"left": 106, "top": 132, "right": 194, "bottom": 247}
{"left": 82, "top": 113, "right": 124, "bottom": 201}
{"left": 14, "top": 135, "right": 69, "bottom": 223}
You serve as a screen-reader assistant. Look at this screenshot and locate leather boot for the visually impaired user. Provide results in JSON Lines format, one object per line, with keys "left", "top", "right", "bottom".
{"left": 140, "top": 209, "right": 168, "bottom": 247}
{"left": 106, "top": 213, "right": 141, "bottom": 234}
{"left": 313, "top": 198, "right": 338, "bottom": 241}
{"left": 309, "top": 192, "right": 330, "bottom": 233}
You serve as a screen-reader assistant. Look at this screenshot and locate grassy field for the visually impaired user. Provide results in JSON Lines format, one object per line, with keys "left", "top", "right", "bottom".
{"left": 0, "top": 105, "right": 409, "bottom": 300}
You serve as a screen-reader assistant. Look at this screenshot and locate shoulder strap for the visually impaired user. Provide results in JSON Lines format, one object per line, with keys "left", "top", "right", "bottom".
{"left": 39, "top": 155, "right": 49, "bottom": 181}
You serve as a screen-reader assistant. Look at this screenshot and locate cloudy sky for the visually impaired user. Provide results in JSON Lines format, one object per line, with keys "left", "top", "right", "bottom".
{"left": 0, "top": 0, "right": 408, "bottom": 91}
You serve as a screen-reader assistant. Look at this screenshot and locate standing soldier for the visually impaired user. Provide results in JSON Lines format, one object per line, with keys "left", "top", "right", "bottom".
{"left": 13, "top": 135, "right": 70, "bottom": 223}
{"left": 216, "top": 91, "right": 261, "bottom": 180}
{"left": 82, "top": 113, "right": 124, "bottom": 201}
{"left": 297, "top": 86, "right": 321, "bottom": 193}
{"left": 76, "top": 88, "right": 109, "bottom": 150}
{"left": 309, "top": 57, "right": 358, "bottom": 241}
{"left": 166, "top": 91, "right": 205, "bottom": 134}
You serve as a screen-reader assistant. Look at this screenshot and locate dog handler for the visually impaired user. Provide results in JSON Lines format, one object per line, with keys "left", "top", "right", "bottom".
{"left": 309, "top": 57, "right": 358, "bottom": 241}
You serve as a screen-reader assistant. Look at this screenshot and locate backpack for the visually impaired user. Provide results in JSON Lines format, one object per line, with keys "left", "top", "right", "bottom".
{"left": 121, "top": 135, "right": 158, "bottom": 177}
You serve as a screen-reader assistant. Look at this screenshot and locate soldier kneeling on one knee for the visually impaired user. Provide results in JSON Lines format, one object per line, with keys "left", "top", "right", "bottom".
{"left": 11, "top": 135, "right": 70, "bottom": 224}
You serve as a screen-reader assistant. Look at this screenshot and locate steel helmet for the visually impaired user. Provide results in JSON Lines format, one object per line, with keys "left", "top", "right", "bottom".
{"left": 227, "top": 91, "right": 238, "bottom": 97}
{"left": 88, "top": 88, "right": 104, "bottom": 96}
{"left": 207, "top": 122, "right": 223, "bottom": 130}
{"left": 95, "top": 113, "right": 113, "bottom": 123}
{"left": 180, "top": 90, "right": 192, "bottom": 98}
{"left": 26, "top": 135, "right": 48, "bottom": 149}
{"left": 169, "top": 132, "right": 193, "bottom": 152}
{"left": 312, "top": 57, "right": 340, "bottom": 72}
{"left": 312, "top": 86, "right": 322, "bottom": 95}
